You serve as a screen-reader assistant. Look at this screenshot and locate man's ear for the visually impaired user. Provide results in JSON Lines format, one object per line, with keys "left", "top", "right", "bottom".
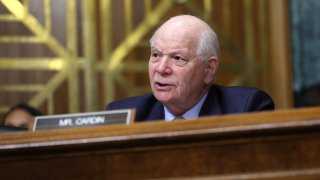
{"left": 204, "top": 56, "right": 219, "bottom": 84}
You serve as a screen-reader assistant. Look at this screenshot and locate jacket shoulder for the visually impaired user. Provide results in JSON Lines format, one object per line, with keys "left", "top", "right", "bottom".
{"left": 106, "top": 94, "right": 162, "bottom": 121}
{"left": 211, "top": 84, "right": 274, "bottom": 112}
{"left": 106, "top": 94, "right": 155, "bottom": 110}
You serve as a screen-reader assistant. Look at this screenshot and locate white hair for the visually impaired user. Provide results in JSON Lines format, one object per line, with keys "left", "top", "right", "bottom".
{"left": 197, "top": 26, "right": 220, "bottom": 58}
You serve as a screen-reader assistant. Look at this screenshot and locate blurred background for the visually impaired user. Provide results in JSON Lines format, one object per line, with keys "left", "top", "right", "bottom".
{"left": 0, "top": 0, "right": 319, "bottom": 117}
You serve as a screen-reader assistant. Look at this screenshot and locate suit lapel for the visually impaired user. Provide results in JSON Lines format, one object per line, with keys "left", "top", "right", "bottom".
{"left": 199, "top": 85, "right": 223, "bottom": 116}
{"left": 145, "top": 101, "right": 164, "bottom": 121}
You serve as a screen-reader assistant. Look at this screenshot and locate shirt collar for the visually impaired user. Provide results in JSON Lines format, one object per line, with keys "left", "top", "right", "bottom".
{"left": 164, "top": 93, "right": 208, "bottom": 121}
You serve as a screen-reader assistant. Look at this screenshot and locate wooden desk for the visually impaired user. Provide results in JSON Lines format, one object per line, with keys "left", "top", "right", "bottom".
{"left": 1, "top": 107, "right": 320, "bottom": 179}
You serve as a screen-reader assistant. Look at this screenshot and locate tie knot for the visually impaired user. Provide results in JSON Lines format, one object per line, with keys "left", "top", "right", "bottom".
{"left": 174, "top": 116, "right": 184, "bottom": 120}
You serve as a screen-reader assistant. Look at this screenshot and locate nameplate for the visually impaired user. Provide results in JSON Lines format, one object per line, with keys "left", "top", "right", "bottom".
{"left": 32, "top": 109, "right": 135, "bottom": 131}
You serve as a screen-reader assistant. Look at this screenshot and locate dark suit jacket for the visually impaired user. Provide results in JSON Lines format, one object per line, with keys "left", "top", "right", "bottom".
{"left": 106, "top": 84, "right": 274, "bottom": 122}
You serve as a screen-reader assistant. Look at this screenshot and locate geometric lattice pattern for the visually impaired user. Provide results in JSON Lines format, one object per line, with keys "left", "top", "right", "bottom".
{"left": 0, "top": 0, "right": 271, "bottom": 116}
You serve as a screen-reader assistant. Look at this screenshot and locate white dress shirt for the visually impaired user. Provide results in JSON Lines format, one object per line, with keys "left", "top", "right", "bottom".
{"left": 164, "top": 93, "right": 208, "bottom": 121}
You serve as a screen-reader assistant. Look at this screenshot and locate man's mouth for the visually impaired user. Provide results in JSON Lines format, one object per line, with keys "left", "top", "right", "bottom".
{"left": 154, "top": 82, "right": 174, "bottom": 90}
{"left": 156, "top": 82, "right": 167, "bottom": 86}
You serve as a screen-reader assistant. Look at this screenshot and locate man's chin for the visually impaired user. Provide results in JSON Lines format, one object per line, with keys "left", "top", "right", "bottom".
{"left": 154, "top": 93, "right": 174, "bottom": 103}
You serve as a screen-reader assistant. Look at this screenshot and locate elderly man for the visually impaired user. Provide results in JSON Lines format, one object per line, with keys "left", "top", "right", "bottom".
{"left": 106, "top": 15, "right": 274, "bottom": 121}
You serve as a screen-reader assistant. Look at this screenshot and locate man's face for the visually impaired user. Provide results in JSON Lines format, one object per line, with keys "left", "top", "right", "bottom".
{"left": 148, "top": 27, "right": 213, "bottom": 113}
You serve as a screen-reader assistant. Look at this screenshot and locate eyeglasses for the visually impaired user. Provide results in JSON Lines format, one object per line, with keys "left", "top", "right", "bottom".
{"left": 150, "top": 50, "right": 192, "bottom": 67}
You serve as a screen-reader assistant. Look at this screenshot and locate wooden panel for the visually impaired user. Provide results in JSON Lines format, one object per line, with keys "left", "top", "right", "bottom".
{"left": 1, "top": 107, "right": 320, "bottom": 179}
{"left": 269, "top": 0, "right": 294, "bottom": 109}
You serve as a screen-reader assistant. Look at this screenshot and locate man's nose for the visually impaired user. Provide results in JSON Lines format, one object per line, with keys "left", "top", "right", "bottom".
{"left": 155, "top": 56, "right": 172, "bottom": 74}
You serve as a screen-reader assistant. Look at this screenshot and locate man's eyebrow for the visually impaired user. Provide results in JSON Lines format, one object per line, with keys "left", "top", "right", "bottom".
{"left": 151, "top": 46, "right": 187, "bottom": 55}
{"left": 151, "top": 47, "right": 161, "bottom": 52}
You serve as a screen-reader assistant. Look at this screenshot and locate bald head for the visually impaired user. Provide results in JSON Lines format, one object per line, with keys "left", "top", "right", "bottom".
{"left": 150, "top": 15, "right": 220, "bottom": 58}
